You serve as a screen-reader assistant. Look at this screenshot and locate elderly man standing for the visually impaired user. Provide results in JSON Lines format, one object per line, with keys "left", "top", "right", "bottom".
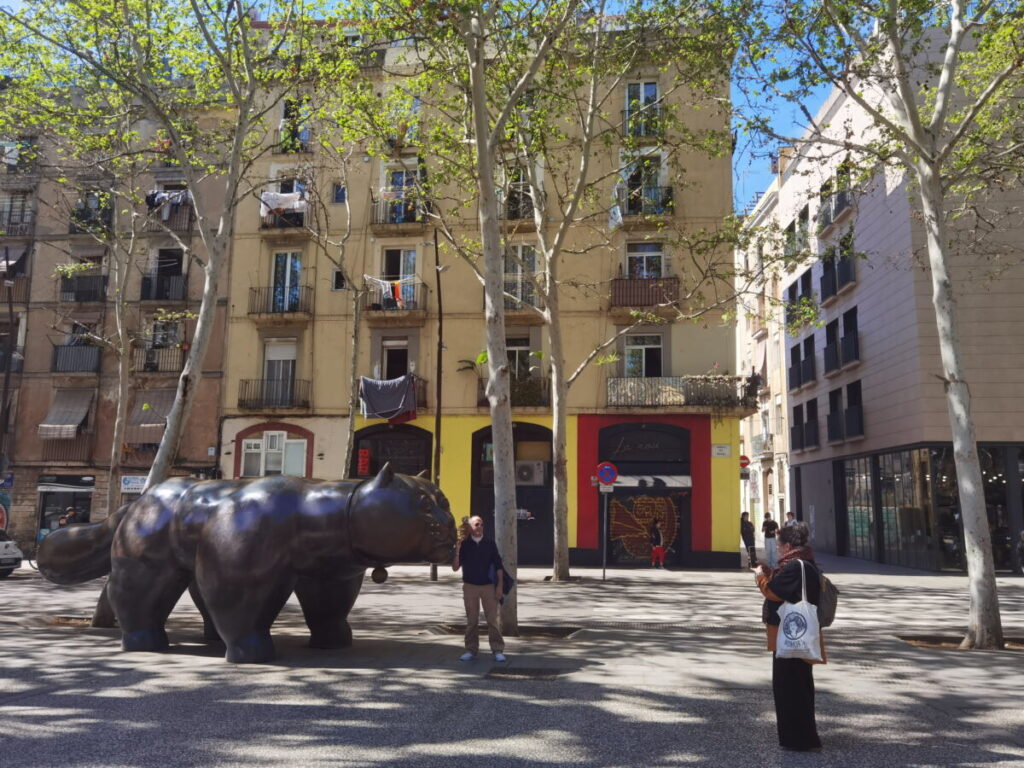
{"left": 452, "top": 516, "right": 506, "bottom": 663}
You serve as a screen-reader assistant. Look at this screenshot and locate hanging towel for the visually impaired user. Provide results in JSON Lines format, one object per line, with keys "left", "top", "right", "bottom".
{"left": 359, "top": 374, "right": 417, "bottom": 420}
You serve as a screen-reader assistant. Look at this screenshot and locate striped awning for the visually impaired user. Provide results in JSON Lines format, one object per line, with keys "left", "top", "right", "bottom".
{"left": 124, "top": 389, "right": 176, "bottom": 445}
{"left": 38, "top": 389, "right": 94, "bottom": 440}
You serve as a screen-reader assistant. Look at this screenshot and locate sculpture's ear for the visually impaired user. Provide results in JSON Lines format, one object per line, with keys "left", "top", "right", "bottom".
{"left": 415, "top": 469, "right": 428, "bottom": 479}
{"left": 373, "top": 462, "right": 394, "bottom": 488}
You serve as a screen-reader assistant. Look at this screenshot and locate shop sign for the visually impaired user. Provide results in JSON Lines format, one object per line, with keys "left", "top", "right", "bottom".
{"left": 120, "top": 475, "right": 148, "bottom": 494}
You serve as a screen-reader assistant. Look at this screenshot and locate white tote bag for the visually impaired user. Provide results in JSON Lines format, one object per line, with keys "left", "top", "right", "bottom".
{"left": 775, "top": 560, "right": 823, "bottom": 662}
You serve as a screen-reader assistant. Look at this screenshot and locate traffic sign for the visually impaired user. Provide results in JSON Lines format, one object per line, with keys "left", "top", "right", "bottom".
{"left": 596, "top": 462, "right": 618, "bottom": 485}
{"left": 739, "top": 455, "right": 751, "bottom": 469}
{"left": 599, "top": 484, "right": 614, "bottom": 494}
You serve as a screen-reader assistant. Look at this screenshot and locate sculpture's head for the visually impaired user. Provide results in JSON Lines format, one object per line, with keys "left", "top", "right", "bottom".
{"left": 349, "top": 464, "right": 457, "bottom": 565}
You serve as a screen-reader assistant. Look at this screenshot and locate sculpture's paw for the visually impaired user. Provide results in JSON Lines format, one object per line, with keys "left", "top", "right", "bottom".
{"left": 121, "top": 628, "right": 170, "bottom": 653}
{"left": 202, "top": 623, "right": 224, "bottom": 645}
{"left": 309, "top": 623, "right": 353, "bottom": 650}
{"left": 225, "top": 633, "right": 276, "bottom": 664}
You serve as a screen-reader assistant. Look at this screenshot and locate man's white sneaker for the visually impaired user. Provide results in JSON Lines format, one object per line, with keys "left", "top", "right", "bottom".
{"left": 493, "top": 653, "right": 507, "bottom": 662}
{"left": 459, "top": 652, "right": 476, "bottom": 662}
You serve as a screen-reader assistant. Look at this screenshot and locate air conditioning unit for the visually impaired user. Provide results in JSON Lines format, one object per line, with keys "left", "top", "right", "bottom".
{"left": 515, "top": 460, "right": 545, "bottom": 486}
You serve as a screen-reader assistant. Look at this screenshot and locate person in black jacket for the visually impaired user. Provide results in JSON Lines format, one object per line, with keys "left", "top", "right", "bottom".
{"left": 650, "top": 519, "right": 667, "bottom": 568}
{"left": 754, "top": 521, "right": 825, "bottom": 752}
{"left": 740, "top": 512, "right": 757, "bottom": 567}
{"left": 452, "top": 516, "right": 506, "bottom": 663}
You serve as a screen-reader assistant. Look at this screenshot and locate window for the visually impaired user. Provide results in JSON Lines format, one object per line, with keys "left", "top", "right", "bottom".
{"left": 278, "top": 178, "right": 307, "bottom": 196}
{"left": 626, "top": 242, "right": 663, "bottom": 279}
{"left": 846, "top": 380, "right": 864, "bottom": 437}
{"left": 828, "top": 387, "right": 844, "bottom": 441}
{"left": 380, "top": 248, "right": 417, "bottom": 307}
{"left": 332, "top": 269, "right": 345, "bottom": 291}
{"left": 507, "top": 336, "right": 533, "bottom": 381}
{"left": 263, "top": 339, "right": 297, "bottom": 407}
{"left": 825, "top": 319, "right": 840, "bottom": 373}
{"left": 622, "top": 154, "right": 668, "bottom": 215}
{"left": 624, "top": 334, "right": 662, "bottom": 378}
{"left": 332, "top": 184, "right": 347, "bottom": 204}
{"left": 242, "top": 430, "right": 307, "bottom": 477}
{"left": 150, "top": 321, "right": 180, "bottom": 349}
{"left": 805, "top": 398, "right": 819, "bottom": 447}
{"left": 625, "top": 81, "right": 660, "bottom": 137}
{"left": 503, "top": 244, "right": 536, "bottom": 308}
{"left": 272, "top": 251, "right": 302, "bottom": 312}
{"left": 343, "top": 32, "right": 362, "bottom": 46}
{"left": 382, "top": 337, "right": 409, "bottom": 379}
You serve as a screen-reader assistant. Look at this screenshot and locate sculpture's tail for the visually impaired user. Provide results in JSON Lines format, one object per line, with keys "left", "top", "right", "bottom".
{"left": 37, "top": 504, "right": 131, "bottom": 585}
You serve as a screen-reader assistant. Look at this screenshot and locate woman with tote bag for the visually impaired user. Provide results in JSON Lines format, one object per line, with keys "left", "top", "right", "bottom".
{"left": 753, "top": 521, "right": 826, "bottom": 752}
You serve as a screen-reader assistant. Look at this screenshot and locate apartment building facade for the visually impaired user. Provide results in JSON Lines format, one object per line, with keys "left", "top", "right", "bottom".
{"left": 0, "top": 135, "right": 225, "bottom": 551}
{"left": 219, "top": 40, "right": 755, "bottom": 568}
{"left": 738, "top": 89, "right": 1024, "bottom": 572}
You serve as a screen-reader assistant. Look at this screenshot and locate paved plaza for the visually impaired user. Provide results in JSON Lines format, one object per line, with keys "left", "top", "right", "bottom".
{"left": 1, "top": 556, "right": 1023, "bottom": 767}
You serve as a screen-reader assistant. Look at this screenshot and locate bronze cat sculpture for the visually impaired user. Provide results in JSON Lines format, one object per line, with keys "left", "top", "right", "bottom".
{"left": 37, "top": 464, "right": 456, "bottom": 663}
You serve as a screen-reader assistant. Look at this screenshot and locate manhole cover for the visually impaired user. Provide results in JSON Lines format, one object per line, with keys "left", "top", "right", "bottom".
{"left": 486, "top": 667, "right": 568, "bottom": 680}
{"left": 436, "top": 624, "right": 580, "bottom": 638}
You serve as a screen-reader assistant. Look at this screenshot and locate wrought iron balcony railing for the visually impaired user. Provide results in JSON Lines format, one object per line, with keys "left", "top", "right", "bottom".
{"left": 606, "top": 375, "right": 757, "bottom": 409}
{"left": 60, "top": 274, "right": 107, "bottom": 303}
{"left": 132, "top": 345, "right": 184, "bottom": 373}
{"left": 271, "top": 127, "right": 313, "bottom": 154}
{"left": 238, "top": 378, "right": 311, "bottom": 409}
{"left": 371, "top": 193, "right": 429, "bottom": 227}
{"left": 248, "top": 285, "right": 313, "bottom": 315}
{"left": 0, "top": 346, "right": 23, "bottom": 372}
{"left": 0, "top": 209, "right": 35, "bottom": 237}
{"left": 618, "top": 185, "right": 673, "bottom": 217}
{"left": 477, "top": 376, "right": 550, "bottom": 407}
{"left": 361, "top": 280, "right": 427, "bottom": 312}
{"left": 610, "top": 277, "right": 679, "bottom": 308}
{"left": 260, "top": 211, "right": 306, "bottom": 230}
{"left": 145, "top": 205, "right": 194, "bottom": 233}
{"left": 52, "top": 344, "right": 100, "bottom": 373}
{"left": 621, "top": 105, "right": 664, "bottom": 138}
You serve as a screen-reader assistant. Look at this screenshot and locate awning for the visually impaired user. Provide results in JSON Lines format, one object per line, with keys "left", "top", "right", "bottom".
{"left": 38, "top": 389, "right": 94, "bottom": 440}
{"left": 124, "top": 389, "right": 176, "bottom": 445}
{"left": 0, "top": 246, "right": 28, "bottom": 275}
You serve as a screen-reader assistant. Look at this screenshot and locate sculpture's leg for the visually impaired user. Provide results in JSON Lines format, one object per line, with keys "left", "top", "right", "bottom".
{"left": 108, "top": 559, "right": 190, "bottom": 653}
{"left": 188, "top": 581, "right": 222, "bottom": 644}
{"left": 91, "top": 580, "right": 117, "bottom": 628}
{"left": 199, "top": 575, "right": 295, "bottom": 664}
{"left": 295, "top": 571, "right": 365, "bottom": 649}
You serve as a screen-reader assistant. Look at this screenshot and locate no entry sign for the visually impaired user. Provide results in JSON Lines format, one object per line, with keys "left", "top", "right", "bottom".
{"left": 596, "top": 462, "right": 618, "bottom": 485}
{"left": 739, "top": 455, "right": 751, "bottom": 468}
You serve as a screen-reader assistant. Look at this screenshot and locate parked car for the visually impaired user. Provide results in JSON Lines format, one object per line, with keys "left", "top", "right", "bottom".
{"left": 0, "top": 529, "right": 24, "bottom": 578}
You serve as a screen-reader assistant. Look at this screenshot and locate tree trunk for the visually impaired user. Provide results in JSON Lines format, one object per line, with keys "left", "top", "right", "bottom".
{"left": 105, "top": 246, "right": 132, "bottom": 516}
{"left": 916, "top": 160, "right": 1003, "bottom": 649}
{"left": 145, "top": 251, "right": 221, "bottom": 488}
{"left": 547, "top": 292, "right": 571, "bottom": 581}
{"left": 343, "top": 289, "right": 363, "bottom": 477}
{"left": 465, "top": 11, "right": 518, "bottom": 634}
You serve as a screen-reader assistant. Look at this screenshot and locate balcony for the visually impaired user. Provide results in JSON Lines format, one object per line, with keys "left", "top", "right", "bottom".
{"left": 0, "top": 210, "right": 35, "bottom": 237}
{"left": 841, "top": 333, "right": 860, "bottom": 366}
{"left": 370, "top": 193, "right": 428, "bottom": 233}
{"left": 145, "top": 205, "right": 194, "bottom": 233}
{"left": 140, "top": 274, "right": 186, "bottom": 302}
{"left": 804, "top": 419, "right": 820, "bottom": 449}
{"left": 477, "top": 376, "right": 550, "bottom": 408}
{"left": 618, "top": 185, "right": 673, "bottom": 222}
{"left": 2, "top": 140, "right": 38, "bottom": 174}
{"left": 3, "top": 276, "right": 28, "bottom": 304}
{"left": 800, "top": 355, "right": 816, "bottom": 386}
{"left": 271, "top": 127, "right": 313, "bottom": 154}
{"left": 820, "top": 268, "right": 837, "bottom": 304}
{"left": 824, "top": 342, "right": 840, "bottom": 375}
{"left": 42, "top": 435, "right": 91, "bottom": 462}
{"left": 248, "top": 285, "right": 313, "bottom": 317}
{"left": 750, "top": 432, "right": 773, "bottom": 458}
{"left": 610, "top": 277, "right": 679, "bottom": 308}
{"left": 502, "top": 274, "right": 543, "bottom": 317}
{"left": 0, "top": 346, "right": 23, "bottom": 372}
{"left": 360, "top": 375, "right": 428, "bottom": 413}
{"left": 817, "top": 189, "right": 851, "bottom": 232}
{"left": 621, "top": 105, "right": 663, "bottom": 139}
{"left": 500, "top": 186, "right": 534, "bottom": 223}
{"left": 260, "top": 211, "right": 306, "bottom": 232}
{"left": 827, "top": 411, "right": 844, "bottom": 442}
{"left": 52, "top": 344, "right": 100, "bottom": 373}
{"left": 605, "top": 375, "right": 757, "bottom": 411}
{"left": 60, "top": 274, "right": 107, "bottom": 303}
{"left": 788, "top": 363, "right": 801, "bottom": 391}
{"left": 238, "top": 378, "right": 311, "bottom": 410}
{"left": 361, "top": 281, "right": 428, "bottom": 327}
{"left": 845, "top": 404, "right": 864, "bottom": 438}
{"left": 132, "top": 345, "right": 184, "bottom": 373}
{"left": 69, "top": 207, "right": 112, "bottom": 235}
{"left": 790, "top": 424, "right": 805, "bottom": 451}
{"left": 837, "top": 257, "right": 856, "bottom": 290}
